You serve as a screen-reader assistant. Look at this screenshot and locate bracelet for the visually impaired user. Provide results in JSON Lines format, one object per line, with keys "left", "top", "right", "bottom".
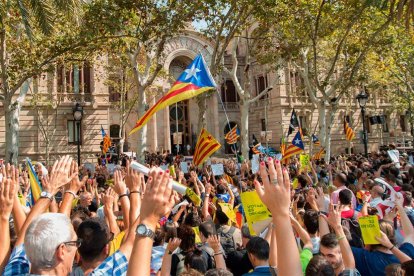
{"left": 65, "top": 190, "right": 78, "bottom": 199}
{"left": 214, "top": 251, "right": 223, "bottom": 256}
{"left": 389, "top": 245, "right": 395, "bottom": 251}
{"left": 205, "top": 193, "right": 210, "bottom": 197}
{"left": 337, "top": 235, "right": 346, "bottom": 241}
{"left": 167, "top": 250, "right": 173, "bottom": 255}
{"left": 119, "top": 193, "right": 128, "bottom": 199}
{"left": 130, "top": 190, "right": 141, "bottom": 195}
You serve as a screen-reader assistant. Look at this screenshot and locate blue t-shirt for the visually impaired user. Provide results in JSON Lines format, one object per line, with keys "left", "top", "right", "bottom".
{"left": 351, "top": 247, "right": 399, "bottom": 276}
{"left": 399, "top": 242, "right": 414, "bottom": 258}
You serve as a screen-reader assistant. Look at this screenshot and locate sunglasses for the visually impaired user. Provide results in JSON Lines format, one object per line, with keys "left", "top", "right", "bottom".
{"left": 62, "top": 238, "right": 82, "bottom": 248}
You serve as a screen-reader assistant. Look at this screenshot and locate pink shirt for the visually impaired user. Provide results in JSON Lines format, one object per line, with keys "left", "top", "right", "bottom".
{"left": 331, "top": 186, "right": 357, "bottom": 208}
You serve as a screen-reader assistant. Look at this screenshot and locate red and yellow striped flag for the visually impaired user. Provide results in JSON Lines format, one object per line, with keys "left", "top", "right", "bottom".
{"left": 129, "top": 54, "right": 216, "bottom": 135}
{"left": 312, "top": 148, "right": 326, "bottom": 160}
{"left": 344, "top": 116, "right": 355, "bottom": 141}
{"left": 225, "top": 125, "right": 240, "bottom": 144}
{"left": 193, "top": 128, "right": 221, "bottom": 166}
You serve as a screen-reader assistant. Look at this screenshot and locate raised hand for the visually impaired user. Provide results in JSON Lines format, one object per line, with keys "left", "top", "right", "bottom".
{"left": 125, "top": 160, "right": 141, "bottom": 192}
{"left": 375, "top": 231, "right": 393, "bottom": 249}
{"left": 166, "top": 238, "right": 182, "bottom": 253}
{"left": 113, "top": 170, "right": 127, "bottom": 195}
{"left": 0, "top": 164, "right": 18, "bottom": 220}
{"left": 254, "top": 157, "right": 291, "bottom": 216}
{"left": 207, "top": 235, "right": 222, "bottom": 253}
{"left": 322, "top": 203, "right": 342, "bottom": 231}
{"left": 45, "top": 156, "right": 76, "bottom": 195}
{"left": 68, "top": 161, "right": 87, "bottom": 192}
{"left": 140, "top": 168, "right": 176, "bottom": 229}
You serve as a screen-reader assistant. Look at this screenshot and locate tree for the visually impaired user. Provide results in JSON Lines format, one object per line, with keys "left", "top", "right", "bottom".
{"left": 255, "top": 0, "right": 396, "bottom": 160}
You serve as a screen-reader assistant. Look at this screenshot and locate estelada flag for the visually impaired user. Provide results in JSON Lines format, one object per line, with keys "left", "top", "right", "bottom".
{"left": 193, "top": 128, "right": 221, "bottom": 166}
{"left": 26, "top": 158, "right": 42, "bottom": 206}
{"left": 225, "top": 125, "right": 240, "bottom": 144}
{"left": 312, "top": 134, "right": 321, "bottom": 146}
{"left": 129, "top": 54, "right": 216, "bottom": 135}
{"left": 312, "top": 148, "right": 325, "bottom": 160}
{"left": 282, "top": 131, "right": 305, "bottom": 161}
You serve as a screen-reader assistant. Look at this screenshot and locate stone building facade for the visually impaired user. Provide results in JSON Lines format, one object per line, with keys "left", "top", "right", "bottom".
{"left": 0, "top": 29, "right": 411, "bottom": 164}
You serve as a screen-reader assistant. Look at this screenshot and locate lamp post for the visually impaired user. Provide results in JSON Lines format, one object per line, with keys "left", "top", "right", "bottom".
{"left": 73, "top": 103, "right": 83, "bottom": 165}
{"left": 356, "top": 89, "right": 369, "bottom": 157}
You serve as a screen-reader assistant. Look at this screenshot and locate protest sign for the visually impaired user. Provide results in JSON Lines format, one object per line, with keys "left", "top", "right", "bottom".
{"left": 211, "top": 163, "right": 224, "bottom": 176}
{"left": 251, "top": 154, "right": 260, "bottom": 174}
{"left": 387, "top": 150, "right": 400, "bottom": 168}
{"left": 359, "top": 215, "right": 381, "bottom": 245}
{"left": 240, "top": 191, "right": 272, "bottom": 235}
{"left": 219, "top": 203, "right": 237, "bottom": 223}
{"left": 107, "top": 164, "right": 115, "bottom": 175}
{"left": 292, "top": 178, "right": 299, "bottom": 189}
{"left": 193, "top": 227, "right": 202, "bottom": 244}
{"left": 300, "top": 154, "right": 311, "bottom": 171}
{"left": 180, "top": 162, "right": 189, "bottom": 173}
{"left": 171, "top": 200, "right": 189, "bottom": 214}
{"left": 185, "top": 188, "right": 201, "bottom": 206}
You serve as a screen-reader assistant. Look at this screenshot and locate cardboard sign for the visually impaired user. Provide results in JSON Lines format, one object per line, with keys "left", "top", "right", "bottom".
{"left": 211, "top": 164, "right": 224, "bottom": 176}
{"left": 388, "top": 150, "right": 400, "bottom": 168}
{"left": 300, "top": 154, "right": 311, "bottom": 171}
{"left": 219, "top": 203, "right": 237, "bottom": 222}
{"left": 359, "top": 215, "right": 381, "bottom": 245}
{"left": 240, "top": 191, "right": 272, "bottom": 235}
{"left": 180, "top": 162, "right": 189, "bottom": 173}
{"left": 251, "top": 154, "right": 260, "bottom": 174}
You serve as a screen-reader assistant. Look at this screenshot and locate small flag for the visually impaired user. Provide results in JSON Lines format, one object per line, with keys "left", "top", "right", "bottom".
{"left": 288, "top": 109, "right": 300, "bottom": 136}
{"left": 225, "top": 125, "right": 240, "bottom": 145}
{"left": 312, "top": 134, "right": 321, "bottom": 146}
{"left": 344, "top": 116, "right": 355, "bottom": 141}
{"left": 130, "top": 54, "right": 216, "bottom": 135}
{"left": 26, "top": 159, "right": 43, "bottom": 206}
{"left": 193, "top": 128, "right": 221, "bottom": 166}
{"left": 101, "top": 126, "right": 111, "bottom": 154}
{"left": 312, "top": 148, "right": 325, "bottom": 160}
{"left": 280, "top": 137, "right": 287, "bottom": 156}
{"left": 252, "top": 143, "right": 261, "bottom": 155}
{"left": 282, "top": 131, "right": 304, "bottom": 161}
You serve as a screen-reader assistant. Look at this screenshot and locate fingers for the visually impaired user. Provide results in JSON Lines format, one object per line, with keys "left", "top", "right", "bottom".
{"left": 259, "top": 161, "right": 269, "bottom": 188}
{"left": 282, "top": 166, "right": 290, "bottom": 190}
{"left": 254, "top": 179, "right": 265, "bottom": 198}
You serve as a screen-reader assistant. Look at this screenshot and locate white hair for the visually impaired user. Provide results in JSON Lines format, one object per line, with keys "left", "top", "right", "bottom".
{"left": 25, "top": 213, "right": 73, "bottom": 269}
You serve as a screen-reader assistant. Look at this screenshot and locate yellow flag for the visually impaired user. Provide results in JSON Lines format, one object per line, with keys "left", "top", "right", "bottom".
{"left": 193, "top": 227, "right": 202, "bottom": 244}
{"left": 186, "top": 188, "right": 201, "bottom": 207}
{"left": 359, "top": 215, "right": 381, "bottom": 245}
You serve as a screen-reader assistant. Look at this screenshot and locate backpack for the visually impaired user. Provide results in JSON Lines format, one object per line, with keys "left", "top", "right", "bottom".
{"left": 341, "top": 214, "right": 363, "bottom": 248}
{"left": 217, "top": 226, "right": 236, "bottom": 255}
{"left": 174, "top": 252, "right": 186, "bottom": 276}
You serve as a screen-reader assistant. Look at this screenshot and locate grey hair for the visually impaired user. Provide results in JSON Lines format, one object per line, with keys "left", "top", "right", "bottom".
{"left": 25, "top": 213, "right": 73, "bottom": 269}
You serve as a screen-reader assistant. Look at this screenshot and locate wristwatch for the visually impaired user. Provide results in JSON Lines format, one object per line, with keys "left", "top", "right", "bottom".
{"left": 136, "top": 224, "right": 155, "bottom": 240}
{"left": 40, "top": 191, "right": 54, "bottom": 201}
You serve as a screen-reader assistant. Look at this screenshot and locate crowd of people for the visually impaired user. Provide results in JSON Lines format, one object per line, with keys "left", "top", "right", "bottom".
{"left": 1, "top": 148, "right": 414, "bottom": 276}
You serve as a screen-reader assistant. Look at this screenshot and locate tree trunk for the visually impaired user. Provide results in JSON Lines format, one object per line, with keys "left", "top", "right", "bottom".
{"left": 240, "top": 98, "right": 249, "bottom": 159}
{"left": 318, "top": 102, "right": 327, "bottom": 146}
{"left": 5, "top": 99, "right": 21, "bottom": 164}
{"left": 136, "top": 86, "right": 147, "bottom": 161}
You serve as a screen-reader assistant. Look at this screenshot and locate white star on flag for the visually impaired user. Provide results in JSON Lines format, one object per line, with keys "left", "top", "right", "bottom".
{"left": 295, "top": 138, "right": 301, "bottom": 145}
{"left": 184, "top": 64, "right": 201, "bottom": 80}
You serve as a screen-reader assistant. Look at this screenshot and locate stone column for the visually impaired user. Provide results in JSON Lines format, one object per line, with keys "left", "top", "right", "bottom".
{"left": 164, "top": 102, "right": 171, "bottom": 152}
{"left": 150, "top": 96, "right": 158, "bottom": 152}
{"left": 211, "top": 93, "right": 220, "bottom": 140}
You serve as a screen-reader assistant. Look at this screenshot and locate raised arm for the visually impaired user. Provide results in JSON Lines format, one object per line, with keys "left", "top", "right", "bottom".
{"left": 202, "top": 183, "right": 212, "bottom": 220}
{"left": 103, "top": 188, "right": 120, "bottom": 236}
{"left": 127, "top": 168, "right": 177, "bottom": 276}
{"left": 113, "top": 170, "right": 130, "bottom": 229}
{"left": 395, "top": 194, "right": 414, "bottom": 245}
{"left": 207, "top": 235, "right": 226, "bottom": 269}
{"left": 59, "top": 161, "right": 86, "bottom": 217}
{"left": 255, "top": 158, "right": 302, "bottom": 276}
{"left": 0, "top": 164, "right": 18, "bottom": 273}
{"left": 160, "top": 238, "right": 181, "bottom": 276}
{"left": 16, "top": 156, "right": 75, "bottom": 246}
{"left": 322, "top": 203, "right": 355, "bottom": 269}
{"left": 375, "top": 230, "right": 412, "bottom": 263}
{"left": 291, "top": 215, "right": 313, "bottom": 250}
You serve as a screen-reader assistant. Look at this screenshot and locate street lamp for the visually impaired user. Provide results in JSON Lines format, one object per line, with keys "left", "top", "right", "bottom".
{"left": 73, "top": 103, "right": 83, "bottom": 165}
{"left": 356, "top": 89, "right": 369, "bottom": 157}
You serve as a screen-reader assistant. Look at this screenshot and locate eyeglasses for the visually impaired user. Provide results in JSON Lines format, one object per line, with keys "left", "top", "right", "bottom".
{"left": 62, "top": 239, "right": 82, "bottom": 248}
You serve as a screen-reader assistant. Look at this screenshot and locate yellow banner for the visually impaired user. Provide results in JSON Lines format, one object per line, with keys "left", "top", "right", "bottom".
{"left": 219, "top": 203, "right": 236, "bottom": 223}
{"left": 300, "top": 154, "right": 311, "bottom": 171}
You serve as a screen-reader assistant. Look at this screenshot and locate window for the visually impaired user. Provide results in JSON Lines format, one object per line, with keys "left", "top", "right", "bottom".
{"left": 382, "top": 115, "right": 389, "bottom": 133}
{"left": 255, "top": 75, "right": 269, "bottom": 99}
{"left": 67, "top": 120, "right": 82, "bottom": 145}
{"left": 57, "top": 62, "right": 91, "bottom": 94}
{"left": 400, "top": 115, "right": 407, "bottom": 132}
{"left": 221, "top": 80, "right": 239, "bottom": 102}
{"left": 110, "top": 124, "right": 120, "bottom": 138}
{"left": 108, "top": 73, "right": 127, "bottom": 103}
{"left": 299, "top": 115, "right": 308, "bottom": 135}
{"left": 365, "top": 115, "right": 371, "bottom": 133}
{"left": 261, "top": 119, "right": 266, "bottom": 131}
{"left": 290, "top": 71, "right": 304, "bottom": 96}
